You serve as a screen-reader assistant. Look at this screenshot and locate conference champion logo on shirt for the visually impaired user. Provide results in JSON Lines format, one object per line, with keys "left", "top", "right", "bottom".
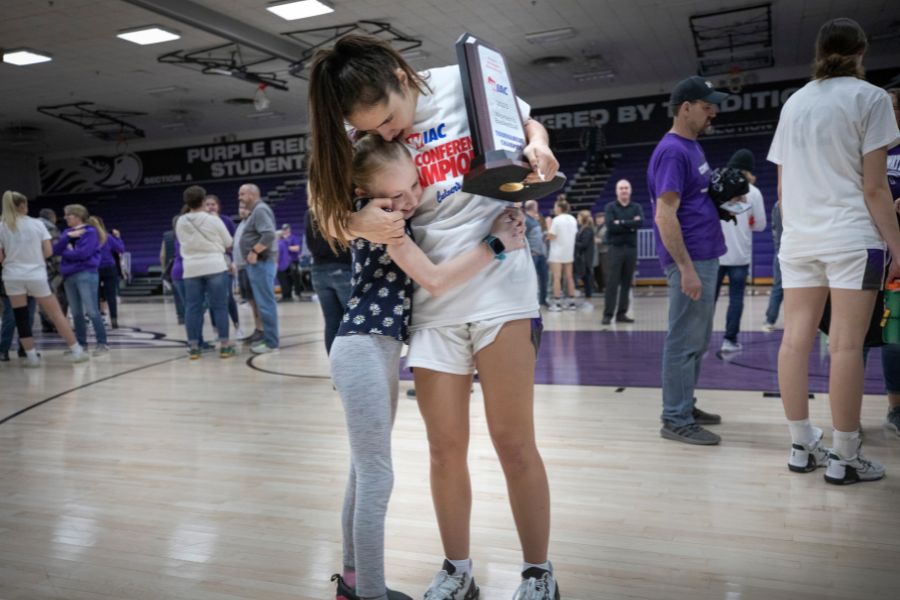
{"left": 405, "top": 122, "right": 475, "bottom": 202}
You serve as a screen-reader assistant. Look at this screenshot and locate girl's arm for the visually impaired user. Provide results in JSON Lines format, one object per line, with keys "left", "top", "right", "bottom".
{"left": 387, "top": 208, "right": 525, "bottom": 298}
{"left": 63, "top": 228, "right": 99, "bottom": 261}
{"left": 42, "top": 239, "right": 53, "bottom": 259}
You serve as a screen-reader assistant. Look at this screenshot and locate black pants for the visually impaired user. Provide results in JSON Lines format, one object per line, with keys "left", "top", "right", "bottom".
{"left": 98, "top": 265, "right": 119, "bottom": 320}
{"left": 604, "top": 245, "right": 637, "bottom": 318}
{"left": 278, "top": 263, "right": 301, "bottom": 299}
{"left": 594, "top": 252, "right": 607, "bottom": 292}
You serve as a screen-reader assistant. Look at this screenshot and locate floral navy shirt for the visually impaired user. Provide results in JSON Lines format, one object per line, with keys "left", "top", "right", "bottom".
{"left": 337, "top": 203, "right": 414, "bottom": 343}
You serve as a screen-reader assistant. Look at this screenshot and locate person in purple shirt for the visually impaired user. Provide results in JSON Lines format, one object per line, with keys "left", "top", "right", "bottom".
{"left": 54, "top": 204, "right": 108, "bottom": 354}
{"left": 276, "top": 224, "right": 301, "bottom": 301}
{"left": 648, "top": 76, "right": 729, "bottom": 445}
{"left": 205, "top": 194, "right": 241, "bottom": 335}
{"left": 94, "top": 216, "right": 125, "bottom": 329}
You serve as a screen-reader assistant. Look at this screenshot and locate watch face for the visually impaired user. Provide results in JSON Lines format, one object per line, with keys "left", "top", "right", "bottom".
{"left": 489, "top": 237, "right": 505, "bottom": 254}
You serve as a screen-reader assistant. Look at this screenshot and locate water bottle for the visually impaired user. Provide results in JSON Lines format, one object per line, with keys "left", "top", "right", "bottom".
{"left": 884, "top": 281, "right": 900, "bottom": 345}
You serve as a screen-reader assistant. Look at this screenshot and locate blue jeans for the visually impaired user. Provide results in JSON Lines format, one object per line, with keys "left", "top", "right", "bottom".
{"left": 661, "top": 259, "right": 719, "bottom": 426}
{"left": 246, "top": 259, "right": 279, "bottom": 348}
{"left": 532, "top": 254, "right": 549, "bottom": 306}
{"left": 311, "top": 263, "right": 352, "bottom": 354}
{"left": 185, "top": 271, "right": 230, "bottom": 346}
{"left": 765, "top": 254, "right": 783, "bottom": 326}
{"left": 1, "top": 296, "right": 36, "bottom": 353}
{"left": 715, "top": 264, "right": 749, "bottom": 342}
{"left": 884, "top": 343, "right": 900, "bottom": 394}
{"left": 64, "top": 270, "right": 107, "bottom": 346}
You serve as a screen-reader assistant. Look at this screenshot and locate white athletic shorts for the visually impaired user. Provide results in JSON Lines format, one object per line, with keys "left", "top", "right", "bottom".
{"left": 779, "top": 249, "right": 884, "bottom": 290}
{"left": 406, "top": 311, "right": 541, "bottom": 375}
{"left": 3, "top": 278, "right": 52, "bottom": 298}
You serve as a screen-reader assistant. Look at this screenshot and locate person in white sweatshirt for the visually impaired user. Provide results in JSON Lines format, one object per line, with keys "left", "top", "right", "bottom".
{"left": 715, "top": 149, "right": 767, "bottom": 352}
{"left": 175, "top": 185, "right": 235, "bottom": 359}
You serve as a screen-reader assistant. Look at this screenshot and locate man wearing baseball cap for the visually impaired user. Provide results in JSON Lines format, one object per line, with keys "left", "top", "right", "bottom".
{"left": 648, "top": 76, "right": 729, "bottom": 445}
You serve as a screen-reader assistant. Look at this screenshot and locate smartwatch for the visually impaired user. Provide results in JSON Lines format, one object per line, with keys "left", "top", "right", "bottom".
{"left": 482, "top": 234, "right": 506, "bottom": 261}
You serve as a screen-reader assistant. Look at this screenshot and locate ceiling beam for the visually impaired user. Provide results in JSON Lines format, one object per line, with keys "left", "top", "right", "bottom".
{"left": 121, "top": 0, "right": 306, "bottom": 63}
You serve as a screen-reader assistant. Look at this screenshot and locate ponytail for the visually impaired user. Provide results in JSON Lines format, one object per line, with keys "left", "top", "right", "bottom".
{"left": 89, "top": 216, "right": 107, "bottom": 246}
{"left": 1, "top": 190, "right": 27, "bottom": 233}
{"left": 307, "top": 34, "right": 430, "bottom": 248}
{"left": 813, "top": 18, "right": 867, "bottom": 80}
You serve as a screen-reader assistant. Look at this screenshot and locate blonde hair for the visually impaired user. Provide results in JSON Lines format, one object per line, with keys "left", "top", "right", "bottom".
{"left": 89, "top": 215, "right": 108, "bottom": 246}
{"left": 1, "top": 190, "right": 28, "bottom": 233}
{"left": 577, "top": 210, "right": 593, "bottom": 228}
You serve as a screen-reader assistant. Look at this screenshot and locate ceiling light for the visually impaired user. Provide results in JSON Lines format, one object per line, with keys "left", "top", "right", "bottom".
{"left": 3, "top": 49, "right": 52, "bottom": 66}
{"left": 525, "top": 27, "right": 576, "bottom": 45}
{"left": 267, "top": 0, "right": 334, "bottom": 21}
{"left": 117, "top": 26, "right": 180, "bottom": 45}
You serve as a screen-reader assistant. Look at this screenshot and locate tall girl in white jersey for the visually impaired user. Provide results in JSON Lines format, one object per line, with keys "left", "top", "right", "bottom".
{"left": 307, "top": 34, "right": 560, "bottom": 600}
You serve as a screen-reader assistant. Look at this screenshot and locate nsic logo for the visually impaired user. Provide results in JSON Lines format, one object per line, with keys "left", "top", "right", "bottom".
{"left": 406, "top": 124, "right": 447, "bottom": 150}
{"left": 486, "top": 76, "right": 508, "bottom": 95}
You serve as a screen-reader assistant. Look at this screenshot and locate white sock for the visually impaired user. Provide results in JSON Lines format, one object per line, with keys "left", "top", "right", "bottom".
{"left": 832, "top": 429, "right": 860, "bottom": 459}
{"left": 787, "top": 419, "right": 819, "bottom": 446}
{"left": 523, "top": 561, "right": 552, "bottom": 573}
{"left": 70, "top": 343, "right": 82, "bottom": 353}
{"left": 25, "top": 348, "right": 38, "bottom": 360}
{"left": 447, "top": 558, "right": 471, "bottom": 575}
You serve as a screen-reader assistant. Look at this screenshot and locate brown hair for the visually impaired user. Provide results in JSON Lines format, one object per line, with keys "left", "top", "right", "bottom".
{"left": 888, "top": 88, "right": 900, "bottom": 106}
{"left": 183, "top": 185, "right": 207, "bottom": 210}
{"left": 307, "top": 34, "right": 430, "bottom": 246}
{"left": 555, "top": 196, "right": 570, "bottom": 214}
{"left": 813, "top": 18, "right": 867, "bottom": 80}
{"left": 1, "top": 190, "right": 27, "bottom": 233}
{"left": 64, "top": 203, "right": 89, "bottom": 223}
{"left": 351, "top": 135, "right": 413, "bottom": 197}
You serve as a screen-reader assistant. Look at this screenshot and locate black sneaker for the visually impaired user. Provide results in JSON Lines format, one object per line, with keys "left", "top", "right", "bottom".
{"left": 885, "top": 406, "right": 900, "bottom": 438}
{"left": 692, "top": 406, "right": 721, "bottom": 425}
{"left": 0, "top": 351, "right": 9, "bottom": 362}
{"left": 660, "top": 421, "right": 721, "bottom": 445}
{"left": 615, "top": 315, "right": 635, "bottom": 323}
{"left": 331, "top": 574, "right": 413, "bottom": 600}
{"left": 601, "top": 316, "right": 612, "bottom": 325}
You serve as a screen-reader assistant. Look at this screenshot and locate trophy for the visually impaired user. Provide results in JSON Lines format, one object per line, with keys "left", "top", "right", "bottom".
{"left": 456, "top": 32, "right": 566, "bottom": 202}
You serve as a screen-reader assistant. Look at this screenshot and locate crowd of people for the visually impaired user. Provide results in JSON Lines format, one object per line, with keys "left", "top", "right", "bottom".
{"left": 2, "top": 15, "right": 899, "bottom": 600}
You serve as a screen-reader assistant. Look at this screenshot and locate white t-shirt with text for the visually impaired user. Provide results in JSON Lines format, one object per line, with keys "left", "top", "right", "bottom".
{"left": 719, "top": 184, "right": 767, "bottom": 266}
{"left": 768, "top": 77, "right": 900, "bottom": 259}
{"left": 403, "top": 65, "right": 538, "bottom": 329}
{"left": 548, "top": 213, "right": 578, "bottom": 263}
{"left": 0, "top": 216, "right": 51, "bottom": 281}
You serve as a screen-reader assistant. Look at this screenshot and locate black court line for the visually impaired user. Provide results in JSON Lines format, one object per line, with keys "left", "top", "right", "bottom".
{"left": 0, "top": 329, "right": 325, "bottom": 426}
{"left": 244, "top": 337, "right": 331, "bottom": 380}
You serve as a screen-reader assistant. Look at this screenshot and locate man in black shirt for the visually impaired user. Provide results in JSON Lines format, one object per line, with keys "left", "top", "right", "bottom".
{"left": 603, "top": 179, "right": 644, "bottom": 324}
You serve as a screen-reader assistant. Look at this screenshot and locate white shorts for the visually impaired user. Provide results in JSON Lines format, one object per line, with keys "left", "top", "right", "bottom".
{"left": 406, "top": 311, "right": 541, "bottom": 375}
{"left": 3, "top": 278, "right": 52, "bottom": 298}
{"left": 780, "top": 249, "right": 884, "bottom": 290}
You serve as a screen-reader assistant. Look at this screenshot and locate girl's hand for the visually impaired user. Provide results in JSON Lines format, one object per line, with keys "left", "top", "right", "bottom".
{"left": 887, "top": 257, "right": 900, "bottom": 285}
{"left": 490, "top": 207, "right": 526, "bottom": 251}
{"left": 522, "top": 142, "right": 559, "bottom": 184}
{"left": 68, "top": 228, "right": 86, "bottom": 238}
{"left": 348, "top": 198, "right": 405, "bottom": 245}
{"left": 112, "top": 229, "right": 121, "bottom": 237}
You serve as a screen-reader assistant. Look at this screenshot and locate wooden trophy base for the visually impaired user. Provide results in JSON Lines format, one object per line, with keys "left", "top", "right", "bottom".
{"left": 462, "top": 150, "right": 566, "bottom": 202}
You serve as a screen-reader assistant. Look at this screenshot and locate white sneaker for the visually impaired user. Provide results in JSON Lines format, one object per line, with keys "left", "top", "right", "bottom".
{"left": 761, "top": 322, "right": 776, "bottom": 333}
{"left": 423, "top": 560, "right": 479, "bottom": 600}
{"left": 250, "top": 342, "right": 278, "bottom": 355}
{"left": 824, "top": 448, "right": 885, "bottom": 485}
{"left": 234, "top": 327, "right": 247, "bottom": 341}
{"left": 547, "top": 302, "right": 562, "bottom": 313}
{"left": 23, "top": 355, "right": 41, "bottom": 369}
{"left": 69, "top": 348, "right": 90, "bottom": 364}
{"left": 720, "top": 339, "right": 743, "bottom": 352}
{"left": 565, "top": 302, "right": 578, "bottom": 311}
{"left": 788, "top": 429, "right": 829, "bottom": 473}
{"left": 92, "top": 344, "right": 110, "bottom": 356}
{"left": 513, "top": 567, "right": 559, "bottom": 600}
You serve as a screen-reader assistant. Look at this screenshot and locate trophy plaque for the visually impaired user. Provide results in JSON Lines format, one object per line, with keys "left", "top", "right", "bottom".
{"left": 456, "top": 32, "right": 566, "bottom": 202}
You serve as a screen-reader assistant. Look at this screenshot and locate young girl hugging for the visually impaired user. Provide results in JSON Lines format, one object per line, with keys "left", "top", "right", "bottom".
{"left": 327, "top": 135, "right": 525, "bottom": 600}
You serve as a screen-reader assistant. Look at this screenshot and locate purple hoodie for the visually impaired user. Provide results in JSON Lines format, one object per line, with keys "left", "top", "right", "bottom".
{"left": 99, "top": 234, "right": 125, "bottom": 269}
{"left": 54, "top": 225, "right": 101, "bottom": 277}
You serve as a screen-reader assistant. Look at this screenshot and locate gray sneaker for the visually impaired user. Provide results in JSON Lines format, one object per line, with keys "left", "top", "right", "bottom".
{"left": 423, "top": 560, "right": 479, "bottom": 600}
{"left": 660, "top": 421, "right": 721, "bottom": 445}
{"left": 885, "top": 407, "right": 900, "bottom": 438}
{"left": 513, "top": 567, "right": 559, "bottom": 600}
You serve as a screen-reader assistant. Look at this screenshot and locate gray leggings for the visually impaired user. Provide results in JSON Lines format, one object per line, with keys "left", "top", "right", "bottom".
{"left": 329, "top": 334, "right": 402, "bottom": 600}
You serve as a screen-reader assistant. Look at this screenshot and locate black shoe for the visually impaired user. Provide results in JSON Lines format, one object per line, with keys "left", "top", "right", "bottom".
{"left": 111, "top": 318, "right": 119, "bottom": 329}
{"left": 0, "top": 351, "right": 9, "bottom": 362}
{"left": 244, "top": 329, "right": 264, "bottom": 343}
{"left": 616, "top": 315, "right": 635, "bottom": 323}
{"left": 660, "top": 421, "right": 721, "bottom": 445}
{"left": 692, "top": 406, "right": 721, "bottom": 425}
{"left": 601, "top": 316, "right": 612, "bottom": 325}
{"left": 331, "top": 574, "right": 412, "bottom": 600}
{"left": 17, "top": 345, "right": 26, "bottom": 358}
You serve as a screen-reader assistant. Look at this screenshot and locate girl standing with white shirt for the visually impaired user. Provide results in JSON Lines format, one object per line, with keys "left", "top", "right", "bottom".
{"left": 0, "top": 191, "right": 88, "bottom": 367}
